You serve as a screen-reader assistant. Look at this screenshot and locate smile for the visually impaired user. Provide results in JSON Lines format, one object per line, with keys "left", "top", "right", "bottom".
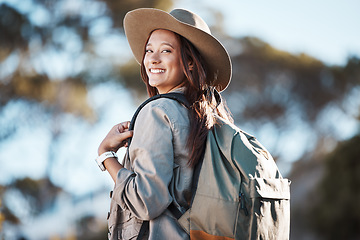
{"left": 150, "top": 69, "right": 165, "bottom": 73}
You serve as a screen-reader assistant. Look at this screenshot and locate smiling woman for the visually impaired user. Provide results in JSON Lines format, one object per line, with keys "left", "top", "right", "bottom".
{"left": 95, "top": 8, "right": 233, "bottom": 240}
{"left": 143, "top": 29, "right": 186, "bottom": 94}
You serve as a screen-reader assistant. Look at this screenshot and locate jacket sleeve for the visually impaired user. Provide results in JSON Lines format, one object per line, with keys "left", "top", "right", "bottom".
{"left": 112, "top": 100, "right": 176, "bottom": 220}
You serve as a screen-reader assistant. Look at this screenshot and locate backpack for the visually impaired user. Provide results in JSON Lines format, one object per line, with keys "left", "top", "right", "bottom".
{"left": 129, "top": 92, "right": 291, "bottom": 240}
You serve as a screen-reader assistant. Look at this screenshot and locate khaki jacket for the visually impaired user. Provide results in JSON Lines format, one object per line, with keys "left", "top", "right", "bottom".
{"left": 108, "top": 91, "right": 192, "bottom": 240}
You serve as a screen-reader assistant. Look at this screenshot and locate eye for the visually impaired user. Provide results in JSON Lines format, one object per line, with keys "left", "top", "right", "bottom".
{"left": 145, "top": 49, "right": 153, "bottom": 53}
{"left": 162, "top": 49, "right": 172, "bottom": 53}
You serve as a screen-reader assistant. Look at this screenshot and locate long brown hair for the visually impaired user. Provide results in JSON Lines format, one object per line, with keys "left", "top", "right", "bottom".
{"left": 140, "top": 31, "right": 233, "bottom": 166}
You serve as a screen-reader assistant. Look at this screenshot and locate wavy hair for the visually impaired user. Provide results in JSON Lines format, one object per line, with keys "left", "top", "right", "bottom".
{"left": 140, "top": 31, "right": 233, "bottom": 166}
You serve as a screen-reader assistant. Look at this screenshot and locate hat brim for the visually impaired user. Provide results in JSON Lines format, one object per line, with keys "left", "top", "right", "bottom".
{"left": 124, "top": 8, "right": 232, "bottom": 92}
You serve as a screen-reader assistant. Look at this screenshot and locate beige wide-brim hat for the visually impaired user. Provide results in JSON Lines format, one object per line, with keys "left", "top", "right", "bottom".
{"left": 124, "top": 8, "right": 232, "bottom": 92}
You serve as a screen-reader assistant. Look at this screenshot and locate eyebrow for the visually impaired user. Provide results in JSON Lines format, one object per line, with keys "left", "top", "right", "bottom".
{"left": 146, "top": 42, "right": 175, "bottom": 49}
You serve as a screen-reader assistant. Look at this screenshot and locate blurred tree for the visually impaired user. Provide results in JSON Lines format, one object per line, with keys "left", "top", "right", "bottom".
{"left": 97, "top": 0, "right": 173, "bottom": 28}
{"left": 0, "top": 0, "right": 173, "bottom": 238}
{"left": 1, "top": 184, "right": 20, "bottom": 229}
{"left": 0, "top": 178, "right": 60, "bottom": 238}
{"left": 10, "top": 177, "right": 61, "bottom": 215}
{"left": 76, "top": 215, "right": 108, "bottom": 240}
{"left": 1, "top": 177, "right": 110, "bottom": 239}
{"left": 0, "top": 2, "right": 94, "bottom": 119}
{"left": 0, "top": 4, "right": 31, "bottom": 61}
{"left": 308, "top": 135, "right": 360, "bottom": 240}
{"left": 228, "top": 37, "right": 359, "bottom": 125}
{"left": 119, "top": 59, "right": 148, "bottom": 99}
{"left": 0, "top": 0, "right": 174, "bottom": 119}
{"left": 1, "top": 0, "right": 359, "bottom": 239}
{"left": 224, "top": 36, "right": 360, "bottom": 158}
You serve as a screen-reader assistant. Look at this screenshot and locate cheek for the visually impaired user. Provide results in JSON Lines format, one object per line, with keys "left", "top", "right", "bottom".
{"left": 169, "top": 57, "right": 182, "bottom": 72}
{"left": 175, "top": 61, "right": 185, "bottom": 78}
{"left": 143, "top": 58, "right": 148, "bottom": 69}
{"left": 142, "top": 61, "right": 150, "bottom": 76}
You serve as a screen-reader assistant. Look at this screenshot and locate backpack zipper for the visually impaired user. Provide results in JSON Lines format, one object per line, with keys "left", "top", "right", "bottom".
{"left": 239, "top": 192, "right": 249, "bottom": 216}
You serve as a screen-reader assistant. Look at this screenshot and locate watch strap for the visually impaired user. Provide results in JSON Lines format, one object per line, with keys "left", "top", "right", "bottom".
{"left": 95, "top": 151, "right": 118, "bottom": 171}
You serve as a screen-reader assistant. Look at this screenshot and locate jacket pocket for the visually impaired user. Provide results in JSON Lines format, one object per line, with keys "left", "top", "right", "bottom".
{"left": 119, "top": 217, "right": 144, "bottom": 240}
{"left": 108, "top": 199, "right": 120, "bottom": 240}
{"left": 108, "top": 198, "right": 145, "bottom": 240}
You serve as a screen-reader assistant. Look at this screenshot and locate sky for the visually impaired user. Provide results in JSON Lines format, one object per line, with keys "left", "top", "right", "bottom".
{"left": 175, "top": 0, "right": 360, "bottom": 66}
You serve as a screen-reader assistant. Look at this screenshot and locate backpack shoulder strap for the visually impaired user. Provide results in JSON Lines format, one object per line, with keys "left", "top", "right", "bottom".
{"left": 128, "top": 92, "right": 189, "bottom": 144}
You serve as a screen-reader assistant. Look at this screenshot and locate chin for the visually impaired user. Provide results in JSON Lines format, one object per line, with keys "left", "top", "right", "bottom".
{"left": 149, "top": 81, "right": 161, "bottom": 88}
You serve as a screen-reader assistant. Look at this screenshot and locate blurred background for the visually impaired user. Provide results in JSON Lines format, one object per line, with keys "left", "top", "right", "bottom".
{"left": 0, "top": 0, "right": 359, "bottom": 239}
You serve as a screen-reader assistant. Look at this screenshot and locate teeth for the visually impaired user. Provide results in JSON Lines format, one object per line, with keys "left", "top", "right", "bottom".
{"left": 150, "top": 69, "right": 165, "bottom": 73}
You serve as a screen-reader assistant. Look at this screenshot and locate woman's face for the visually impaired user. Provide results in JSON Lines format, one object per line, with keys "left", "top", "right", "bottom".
{"left": 144, "top": 29, "right": 185, "bottom": 94}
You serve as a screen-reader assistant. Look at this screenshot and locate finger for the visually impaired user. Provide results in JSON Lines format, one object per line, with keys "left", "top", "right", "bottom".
{"left": 114, "top": 130, "right": 133, "bottom": 143}
{"left": 121, "top": 139, "right": 129, "bottom": 146}
{"left": 117, "top": 121, "right": 131, "bottom": 132}
{"left": 120, "top": 121, "right": 130, "bottom": 130}
{"left": 116, "top": 123, "right": 126, "bottom": 133}
{"left": 123, "top": 130, "right": 133, "bottom": 138}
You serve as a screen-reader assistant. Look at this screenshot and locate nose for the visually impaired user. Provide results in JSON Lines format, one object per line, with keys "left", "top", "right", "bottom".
{"left": 148, "top": 52, "right": 161, "bottom": 64}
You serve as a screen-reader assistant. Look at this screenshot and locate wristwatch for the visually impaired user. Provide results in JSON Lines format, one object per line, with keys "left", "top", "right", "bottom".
{"left": 95, "top": 151, "right": 118, "bottom": 171}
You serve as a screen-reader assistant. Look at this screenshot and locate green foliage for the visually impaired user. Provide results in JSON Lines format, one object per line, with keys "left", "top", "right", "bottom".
{"left": 76, "top": 215, "right": 108, "bottom": 240}
{"left": 0, "top": 0, "right": 173, "bottom": 120}
{"left": 0, "top": 205, "right": 20, "bottom": 225}
{"left": 0, "top": 4, "right": 34, "bottom": 60}
{"left": 1, "top": 178, "right": 110, "bottom": 239}
{"left": 11, "top": 177, "right": 61, "bottom": 215}
{"left": 0, "top": 0, "right": 359, "bottom": 239}
{"left": 229, "top": 37, "right": 360, "bottom": 126}
{"left": 119, "top": 59, "right": 148, "bottom": 98}
{"left": 0, "top": 2, "right": 95, "bottom": 119}
{"left": 1, "top": 185, "right": 20, "bottom": 227}
{"left": 309, "top": 135, "right": 360, "bottom": 240}
{"left": 0, "top": 73, "right": 94, "bottom": 120}
{"left": 97, "top": 0, "right": 173, "bottom": 29}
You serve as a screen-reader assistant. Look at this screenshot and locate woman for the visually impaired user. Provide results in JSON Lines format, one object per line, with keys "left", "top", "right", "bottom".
{"left": 95, "top": 8, "right": 233, "bottom": 240}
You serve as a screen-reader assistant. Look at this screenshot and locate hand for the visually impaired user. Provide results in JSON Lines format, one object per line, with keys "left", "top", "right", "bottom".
{"left": 98, "top": 121, "right": 133, "bottom": 155}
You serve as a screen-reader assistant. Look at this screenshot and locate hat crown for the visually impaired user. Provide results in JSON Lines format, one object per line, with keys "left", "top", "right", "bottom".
{"left": 169, "top": 9, "right": 211, "bottom": 34}
{"left": 124, "top": 8, "right": 231, "bottom": 91}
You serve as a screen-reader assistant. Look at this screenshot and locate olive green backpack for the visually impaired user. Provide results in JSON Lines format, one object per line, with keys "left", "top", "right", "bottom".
{"left": 176, "top": 116, "right": 291, "bottom": 240}
{"left": 132, "top": 93, "right": 291, "bottom": 240}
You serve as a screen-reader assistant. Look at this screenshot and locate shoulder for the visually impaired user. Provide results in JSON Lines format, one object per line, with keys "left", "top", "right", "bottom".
{"left": 146, "top": 97, "right": 187, "bottom": 111}
{"left": 136, "top": 97, "right": 189, "bottom": 128}
{"left": 143, "top": 97, "right": 188, "bottom": 121}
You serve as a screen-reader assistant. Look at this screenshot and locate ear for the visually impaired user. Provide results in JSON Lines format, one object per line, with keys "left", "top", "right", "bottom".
{"left": 188, "top": 61, "right": 194, "bottom": 71}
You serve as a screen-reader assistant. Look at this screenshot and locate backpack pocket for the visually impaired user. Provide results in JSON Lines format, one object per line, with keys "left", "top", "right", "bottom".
{"left": 235, "top": 178, "right": 290, "bottom": 240}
